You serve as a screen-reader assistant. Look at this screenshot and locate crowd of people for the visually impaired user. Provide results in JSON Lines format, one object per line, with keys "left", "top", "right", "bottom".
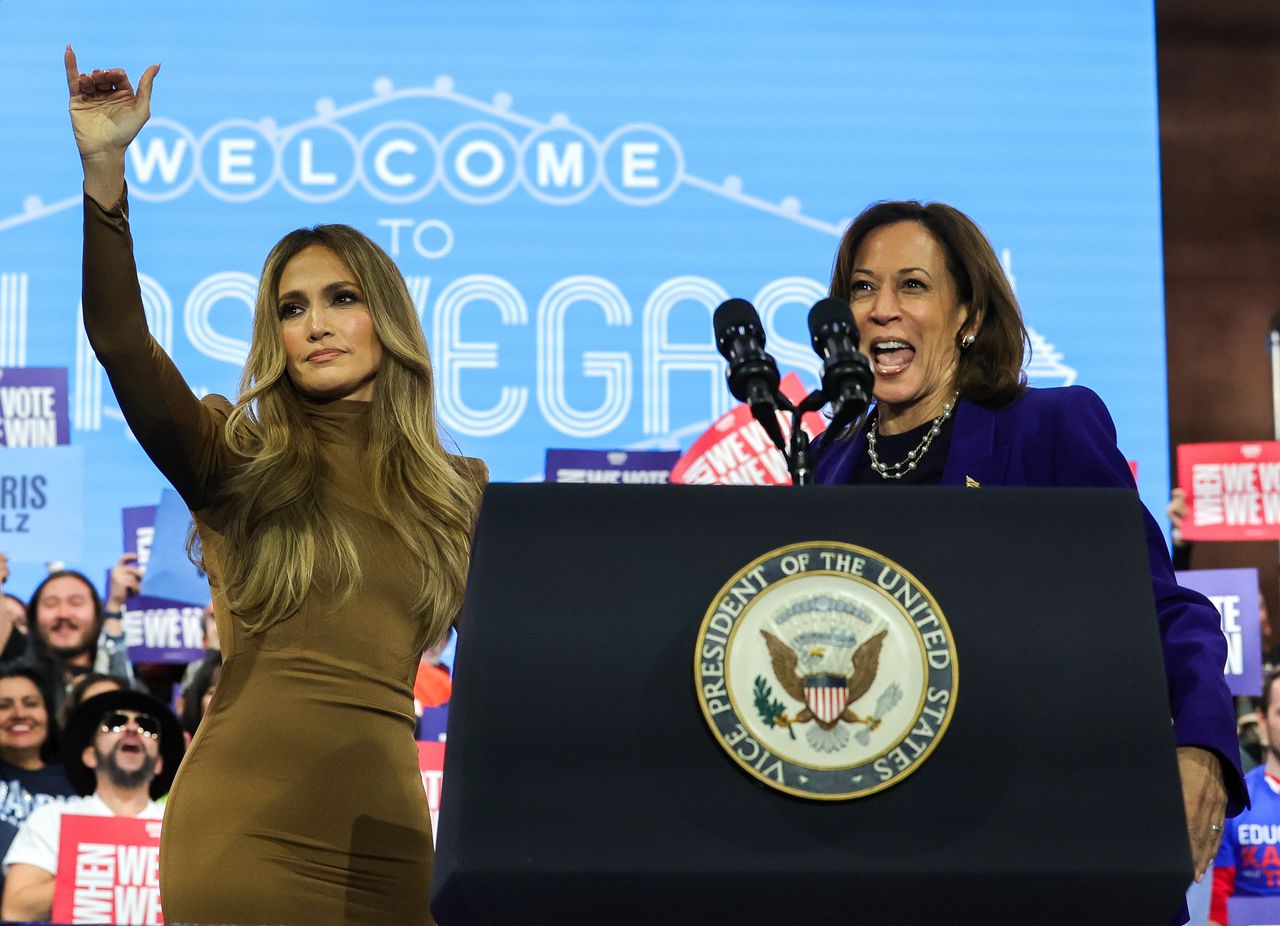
{"left": 0, "top": 542, "right": 453, "bottom": 922}
{"left": 0, "top": 551, "right": 222, "bottom": 919}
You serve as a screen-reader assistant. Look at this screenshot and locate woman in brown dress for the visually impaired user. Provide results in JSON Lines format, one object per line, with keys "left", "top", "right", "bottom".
{"left": 65, "top": 48, "right": 486, "bottom": 925}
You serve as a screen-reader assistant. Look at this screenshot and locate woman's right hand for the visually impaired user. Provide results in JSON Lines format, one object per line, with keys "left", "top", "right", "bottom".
{"left": 65, "top": 45, "right": 159, "bottom": 205}
{"left": 1168, "top": 486, "right": 1188, "bottom": 547}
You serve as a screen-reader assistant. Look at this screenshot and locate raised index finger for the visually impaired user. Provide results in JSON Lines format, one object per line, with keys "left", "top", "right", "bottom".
{"left": 64, "top": 45, "right": 80, "bottom": 97}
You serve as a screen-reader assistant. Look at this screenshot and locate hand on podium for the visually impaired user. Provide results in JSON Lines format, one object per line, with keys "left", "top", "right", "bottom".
{"left": 1179, "top": 745, "right": 1227, "bottom": 880}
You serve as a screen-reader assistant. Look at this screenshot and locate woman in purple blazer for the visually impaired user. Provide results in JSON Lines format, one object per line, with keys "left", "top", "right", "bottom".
{"left": 814, "top": 201, "right": 1243, "bottom": 881}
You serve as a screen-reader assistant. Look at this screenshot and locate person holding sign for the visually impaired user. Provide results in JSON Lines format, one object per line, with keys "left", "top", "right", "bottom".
{"left": 65, "top": 48, "right": 486, "bottom": 925}
{"left": 814, "top": 202, "right": 1245, "bottom": 884}
{"left": 0, "top": 689, "right": 178, "bottom": 922}
{"left": 20, "top": 568, "right": 135, "bottom": 718}
{"left": 0, "top": 555, "right": 28, "bottom": 663}
{"left": 1210, "top": 668, "right": 1280, "bottom": 925}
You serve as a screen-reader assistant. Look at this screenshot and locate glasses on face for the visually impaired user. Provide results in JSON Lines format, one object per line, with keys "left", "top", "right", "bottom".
{"left": 99, "top": 710, "right": 161, "bottom": 739}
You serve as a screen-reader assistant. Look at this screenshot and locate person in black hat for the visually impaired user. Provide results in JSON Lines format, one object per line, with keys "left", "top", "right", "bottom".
{"left": 0, "top": 690, "right": 181, "bottom": 922}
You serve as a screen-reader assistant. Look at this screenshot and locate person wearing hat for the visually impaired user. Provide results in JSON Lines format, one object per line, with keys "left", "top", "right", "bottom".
{"left": 0, "top": 690, "right": 181, "bottom": 922}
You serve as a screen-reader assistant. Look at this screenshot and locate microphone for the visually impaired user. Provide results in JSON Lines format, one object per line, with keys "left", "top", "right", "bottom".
{"left": 713, "top": 298, "right": 786, "bottom": 449}
{"left": 808, "top": 297, "right": 874, "bottom": 434}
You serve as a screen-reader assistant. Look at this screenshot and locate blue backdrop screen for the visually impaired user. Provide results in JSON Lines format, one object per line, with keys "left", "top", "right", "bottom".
{"left": 1, "top": 2, "right": 1167, "bottom": 595}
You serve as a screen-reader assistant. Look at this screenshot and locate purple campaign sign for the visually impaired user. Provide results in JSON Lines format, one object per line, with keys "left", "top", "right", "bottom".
{"left": 0, "top": 368, "right": 70, "bottom": 446}
{"left": 122, "top": 505, "right": 158, "bottom": 569}
{"left": 142, "top": 489, "right": 209, "bottom": 605}
{"left": 121, "top": 594, "right": 206, "bottom": 664}
{"left": 1176, "top": 568, "right": 1262, "bottom": 697}
{"left": 417, "top": 704, "right": 449, "bottom": 743}
{"left": 545, "top": 449, "right": 681, "bottom": 485}
{"left": 1229, "top": 895, "right": 1280, "bottom": 924}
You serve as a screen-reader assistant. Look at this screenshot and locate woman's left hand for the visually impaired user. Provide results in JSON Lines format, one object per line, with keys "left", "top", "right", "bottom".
{"left": 1178, "top": 745, "right": 1227, "bottom": 880}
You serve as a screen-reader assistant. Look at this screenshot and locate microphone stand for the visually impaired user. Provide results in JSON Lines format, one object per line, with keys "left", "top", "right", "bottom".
{"left": 752, "top": 388, "right": 828, "bottom": 487}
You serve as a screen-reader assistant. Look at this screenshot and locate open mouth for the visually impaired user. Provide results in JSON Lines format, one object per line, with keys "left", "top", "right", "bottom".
{"left": 871, "top": 339, "right": 915, "bottom": 375}
{"left": 5, "top": 724, "right": 33, "bottom": 735}
{"left": 118, "top": 742, "right": 144, "bottom": 756}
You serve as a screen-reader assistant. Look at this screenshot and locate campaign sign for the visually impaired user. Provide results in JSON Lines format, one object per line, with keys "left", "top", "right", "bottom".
{"left": 1176, "top": 568, "right": 1262, "bottom": 697}
{"left": 1229, "top": 895, "right": 1280, "bottom": 925}
{"left": 122, "top": 506, "right": 158, "bottom": 568}
{"left": 545, "top": 448, "right": 681, "bottom": 484}
{"left": 671, "top": 373, "right": 825, "bottom": 486}
{"left": 417, "top": 704, "right": 449, "bottom": 743}
{"left": 118, "top": 505, "right": 203, "bottom": 661}
{"left": 122, "top": 597, "right": 206, "bottom": 664}
{"left": 418, "top": 741, "right": 445, "bottom": 842}
{"left": 0, "top": 368, "right": 70, "bottom": 447}
{"left": 1178, "top": 441, "right": 1280, "bottom": 541}
{"left": 140, "top": 489, "right": 207, "bottom": 605}
{"left": 51, "top": 814, "right": 163, "bottom": 924}
{"left": 0, "top": 447, "right": 83, "bottom": 563}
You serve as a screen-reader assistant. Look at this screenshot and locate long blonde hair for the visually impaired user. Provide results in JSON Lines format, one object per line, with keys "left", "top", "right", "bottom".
{"left": 196, "top": 225, "right": 481, "bottom": 641}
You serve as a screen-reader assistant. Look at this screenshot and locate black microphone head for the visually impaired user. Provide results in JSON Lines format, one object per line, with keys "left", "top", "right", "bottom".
{"left": 713, "top": 298, "right": 764, "bottom": 359}
{"left": 1271, "top": 312, "right": 1280, "bottom": 335}
{"left": 808, "top": 297, "right": 859, "bottom": 350}
{"left": 714, "top": 298, "right": 761, "bottom": 332}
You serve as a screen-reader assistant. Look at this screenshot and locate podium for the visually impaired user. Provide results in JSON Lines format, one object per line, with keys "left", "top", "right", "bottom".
{"left": 431, "top": 484, "right": 1191, "bottom": 925}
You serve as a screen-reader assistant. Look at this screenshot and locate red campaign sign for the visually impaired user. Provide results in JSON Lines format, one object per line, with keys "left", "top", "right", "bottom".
{"left": 671, "top": 373, "right": 827, "bottom": 486}
{"left": 418, "top": 740, "right": 445, "bottom": 843}
{"left": 52, "top": 814, "right": 163, "bottom": 924}
{"left": 1177, "top": 441, "right": 1280, "bottom": 541}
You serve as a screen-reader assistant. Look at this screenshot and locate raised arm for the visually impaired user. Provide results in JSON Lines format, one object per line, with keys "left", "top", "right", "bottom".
{"left": 65, "top": 46, "right": 158, "bottom": 208}
{"left": 66, "top": 47, "right": 231, "bottom": 509}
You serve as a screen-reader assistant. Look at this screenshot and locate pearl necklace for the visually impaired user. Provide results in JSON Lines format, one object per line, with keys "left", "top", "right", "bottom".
{"left": 865, "top": 393, "right": 959, "bottom": 480}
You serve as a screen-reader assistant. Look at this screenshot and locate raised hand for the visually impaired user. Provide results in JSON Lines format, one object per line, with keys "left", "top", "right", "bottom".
{"left": 65, "top": 45, "right": 159, "bottom": 205}
{"left": 106, "top": 552, "right": 144, "bottom": 611}
{"left": 1167, "top": 486, "right": 1189, "bottom": 548}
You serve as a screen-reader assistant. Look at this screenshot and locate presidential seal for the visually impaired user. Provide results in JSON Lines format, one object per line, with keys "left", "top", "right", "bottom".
{"left": 694, "top": 541, "right": 957, "bottom": 800}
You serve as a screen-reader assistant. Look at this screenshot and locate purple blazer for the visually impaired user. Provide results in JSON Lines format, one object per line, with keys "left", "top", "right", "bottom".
{"left": 816, "top": 385, "right": 1247, "bottom": 815}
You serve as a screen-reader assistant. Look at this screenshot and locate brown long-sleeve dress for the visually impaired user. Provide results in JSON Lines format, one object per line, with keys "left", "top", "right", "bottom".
{"left": 83, "top": 192, "right": 475, "bottom": 925}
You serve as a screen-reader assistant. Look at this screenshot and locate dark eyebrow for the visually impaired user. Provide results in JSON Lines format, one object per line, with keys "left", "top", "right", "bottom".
{"left": 851, "top": 266, "right": 933, "bottom": 277}
{"left": 276, "top": 281, "right": 362, "bottom": 304}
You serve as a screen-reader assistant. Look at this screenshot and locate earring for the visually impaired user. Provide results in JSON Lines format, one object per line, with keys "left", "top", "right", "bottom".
{"left": 960, "top": 334, "right": 975, "bottom": 349}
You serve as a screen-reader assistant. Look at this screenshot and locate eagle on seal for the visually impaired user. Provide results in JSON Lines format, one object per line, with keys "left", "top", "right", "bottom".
{"left": 760, "top": 627, "right": 887, "bottom": 732}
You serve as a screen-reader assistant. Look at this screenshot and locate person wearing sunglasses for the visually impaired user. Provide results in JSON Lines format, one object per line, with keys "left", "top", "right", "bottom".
{"left": 0, "top": 690, "right": 182, "bottom": 922}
